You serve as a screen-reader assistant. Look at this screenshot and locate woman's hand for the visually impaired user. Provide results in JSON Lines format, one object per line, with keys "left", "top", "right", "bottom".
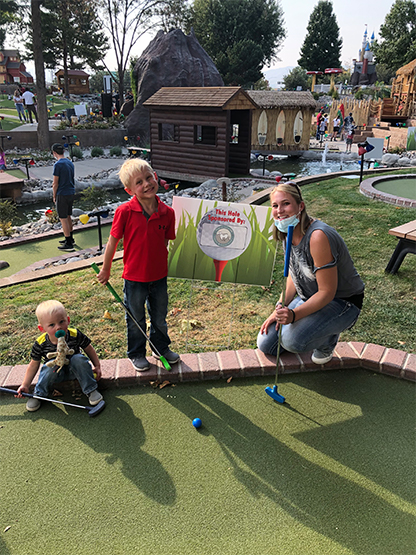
{"left": 275, "top": 306, "right": 294, "bottom": 327}
{"left": 259, "top": 312, "right": 277, "bottom": 335}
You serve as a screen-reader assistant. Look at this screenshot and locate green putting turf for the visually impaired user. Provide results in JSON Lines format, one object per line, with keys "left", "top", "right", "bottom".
{"left": 0, "top": 226, "right": 111, "bottom": 278}
{"left": 0, "top": 370, "right": 414, "bottom": 555}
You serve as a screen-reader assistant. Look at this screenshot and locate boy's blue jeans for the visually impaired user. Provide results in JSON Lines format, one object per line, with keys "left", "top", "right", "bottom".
{"left": 257, "top": 297, "right": 361, "bottom": 357}
{"left": 123, "top": 277, "right": 171, "bottom": 359}
{"left": 34, "top": 354, "right": 97, "bottom": 398}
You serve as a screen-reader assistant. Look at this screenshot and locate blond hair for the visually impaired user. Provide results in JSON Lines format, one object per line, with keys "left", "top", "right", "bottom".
{"left": 270, "top": 182, "right": 312, "bottom": 241}
{"left": 35, "top": 300, "right": 67, "bottom": 324}
{"left": 118, "top": 158, "right": 154, "bottom": 190}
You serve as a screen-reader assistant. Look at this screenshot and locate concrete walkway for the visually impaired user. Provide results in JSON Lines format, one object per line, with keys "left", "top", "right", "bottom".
{"left": 11, "top": 120, "right": 62, "bottom": 132}
{"left": 28, "top": 157, "right": 125, "bottom": 181}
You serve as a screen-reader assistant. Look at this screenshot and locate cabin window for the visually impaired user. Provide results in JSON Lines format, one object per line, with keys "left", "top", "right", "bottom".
{"left": 194, "top": 125, "right": 216, "bottom": 145}
{"left": 158, "top": 123, "right": 179, "bottom": 142}
{"left": 80, "top": 79, "right": 87, "bottom": 86}
{"left": 230, "top": 124, "right": 239, "bottom": 144}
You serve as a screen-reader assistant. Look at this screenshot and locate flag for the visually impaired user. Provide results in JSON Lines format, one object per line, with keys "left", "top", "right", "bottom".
{"left": 337, "top": 103, "right": 345, "bottom": 127}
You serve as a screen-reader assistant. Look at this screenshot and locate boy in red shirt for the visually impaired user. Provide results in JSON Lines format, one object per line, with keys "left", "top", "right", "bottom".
{"left": 97, "top": 159, "right": 179, "bottom": 371}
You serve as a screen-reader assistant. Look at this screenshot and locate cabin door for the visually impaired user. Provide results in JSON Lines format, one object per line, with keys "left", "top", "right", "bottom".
{"left": 227, "top": 110, "right": 252, "bottom": 176}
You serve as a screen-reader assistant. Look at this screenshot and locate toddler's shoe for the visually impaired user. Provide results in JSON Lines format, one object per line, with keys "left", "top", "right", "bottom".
{"left": 152, "top": 349, "right": 180, "bottom": 364}
{"left": 26, "top": 398, "right": 41, "bottom": 412}
{"left": 88, "top": 390, "right": 103, "bottom": 406}
{"left": 130, "top": 356, "right": 150, "bottom": 371}
{"left": 311, "top": 350, "right": 334, "bottom": 365}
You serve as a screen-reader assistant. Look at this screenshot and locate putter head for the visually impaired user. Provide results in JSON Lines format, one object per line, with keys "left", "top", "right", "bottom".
{"left": 265, "top": 385, "right": 285, "bottom": 404}
{"left": 160, "top": 356, "right": 172, "bottom": 371}
{"left": 88, "top": 399, "right": 106, "bottom": 417}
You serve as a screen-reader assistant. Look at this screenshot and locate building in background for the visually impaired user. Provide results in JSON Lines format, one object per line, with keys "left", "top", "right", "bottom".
{"left": 0, "top": 50, "right": 34, "bottom": 86}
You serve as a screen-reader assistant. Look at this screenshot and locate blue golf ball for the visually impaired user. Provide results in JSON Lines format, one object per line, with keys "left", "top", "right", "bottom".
{"left": 192, "top": 418, "right": 202, "bottom": 429}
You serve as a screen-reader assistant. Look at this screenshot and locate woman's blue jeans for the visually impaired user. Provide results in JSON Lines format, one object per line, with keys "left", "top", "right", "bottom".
{"left": 15, "top": 103, "right": 26, "bottom": 122}
{"left": 34, "top": 354, "right": 97, "bottom": 397}
{"left": 123, "top": 277, "right": 171, "bottom": 359}
{"left": 257, "top": 297, "right": 361, "bottom": 357}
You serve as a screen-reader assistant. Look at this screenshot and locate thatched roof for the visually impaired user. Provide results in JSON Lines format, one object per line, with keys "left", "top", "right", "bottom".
{"left": 246, "top": 90, "right": 317, "bottom": 110}
{"left": 144, "top": 87, "right": 258, "bottom": 109}
{"left": 396, "top": 59, "right": 416, "bottom": 76}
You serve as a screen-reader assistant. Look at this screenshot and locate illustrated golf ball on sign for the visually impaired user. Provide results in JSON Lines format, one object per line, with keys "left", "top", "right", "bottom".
{"left": 196, "top": 207, "right": 252, "bottom": 281}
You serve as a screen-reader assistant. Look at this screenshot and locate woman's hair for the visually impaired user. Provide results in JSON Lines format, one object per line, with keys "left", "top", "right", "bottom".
{"left": 270, "top": 181, "right": 312, "bottom": 241}
{"left": 118, "top": 158, "right": 154, "bottom": 190}
{"left": 35, "top": 300, "right": 67, "bottom": 323}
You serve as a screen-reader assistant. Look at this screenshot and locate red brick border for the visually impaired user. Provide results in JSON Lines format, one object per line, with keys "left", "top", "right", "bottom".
{"left": 1, "top": 342, "right": 414, "bottom": 396}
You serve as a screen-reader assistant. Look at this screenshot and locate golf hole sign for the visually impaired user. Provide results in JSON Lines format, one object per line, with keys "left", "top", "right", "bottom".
{"left": 169, "top": 197, "right": 276, "bottom": 286}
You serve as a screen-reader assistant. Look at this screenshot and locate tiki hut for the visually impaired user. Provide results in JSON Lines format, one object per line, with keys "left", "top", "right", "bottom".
{"left": 144, "top": 87, "right": 258, "bottom": 180}
{"left": 390, "top": 59, "right": 416, "bottom": 118}
{"left": 246, "top": 91, "right": 317, "bottom": 154}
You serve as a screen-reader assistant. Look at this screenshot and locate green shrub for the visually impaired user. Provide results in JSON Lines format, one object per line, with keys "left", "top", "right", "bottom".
{"left": 71, "top": 146, "right": 83, "bottom": 159}
{"left": 91, "top": 146, "right": 104, "bottom": 157}
{"left": 80, "top": 184, "right": 109, "bottom": 210}
{"left": 0, "top": 199, "right": 17, "bottom": 236}
{"left": 109, "top": 146, "right": 122, "bottom": 156}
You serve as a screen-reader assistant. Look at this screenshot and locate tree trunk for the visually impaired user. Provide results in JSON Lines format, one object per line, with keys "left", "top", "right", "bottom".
{"left": 31, "top": 0, "right": 49, "bottom": 151}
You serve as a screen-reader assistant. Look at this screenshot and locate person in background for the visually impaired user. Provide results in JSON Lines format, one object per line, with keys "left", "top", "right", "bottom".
{"left": 13, "top": 89, "right": 27, "bottom": 123}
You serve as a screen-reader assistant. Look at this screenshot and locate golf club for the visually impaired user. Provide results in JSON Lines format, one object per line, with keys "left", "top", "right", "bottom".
{"left": 265, "top": 224, "right": 294, "bottom": 404}
{"left": 0, "top": 387, "right": 105, "bottom": 417}
{"left": 91, "top": 263, "right": 172, "bottom": 371}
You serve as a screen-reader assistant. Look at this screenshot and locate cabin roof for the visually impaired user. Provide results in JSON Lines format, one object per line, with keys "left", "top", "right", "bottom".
{"left": 246, "top": 90, "right": 317, "bottom": 110}
{"left": 144, "top": 87, "right": 258, "bottom": 109}
{"left": 396, "top": 59, "right": 416, "bottom": 76}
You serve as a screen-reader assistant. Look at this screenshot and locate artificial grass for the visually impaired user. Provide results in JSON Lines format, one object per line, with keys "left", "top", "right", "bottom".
{"left": 0, "top": 370, "right": 414, "bottom": 555}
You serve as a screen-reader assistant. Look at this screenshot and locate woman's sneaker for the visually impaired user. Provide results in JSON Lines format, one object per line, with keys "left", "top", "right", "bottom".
{"left": 88, "top": 390, "right": 103, "bottom": 406}
{"left": 311, "top": 350, "right": 334, "bottom": 365}
{"left": 26, "top": 398, "right": 41, "bottom": 412}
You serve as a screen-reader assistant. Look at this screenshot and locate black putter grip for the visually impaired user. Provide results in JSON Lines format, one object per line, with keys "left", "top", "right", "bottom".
{"left": 0, "top": 387, "right": 33, "bottom": 398}
{"left": 91, "top": 263, "right": 123, "bottom": 303}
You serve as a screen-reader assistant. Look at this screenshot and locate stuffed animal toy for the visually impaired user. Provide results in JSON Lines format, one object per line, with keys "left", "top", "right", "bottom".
{"left": 45, "top": 330, "right": 74, "bottom": 373}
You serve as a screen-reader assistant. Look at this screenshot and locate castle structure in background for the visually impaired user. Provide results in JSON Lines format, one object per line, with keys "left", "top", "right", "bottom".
{"left": 0, "top": 50, "right": 33, "bottom": 86}
{"left": 350, "top": 27, "right": 377, "bottom": 87}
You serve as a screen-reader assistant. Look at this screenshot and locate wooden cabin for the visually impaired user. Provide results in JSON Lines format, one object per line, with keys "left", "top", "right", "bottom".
{"left": 246, "top": 91, "right": 317, "bottom": 154}
{"left": 389, "top": 59, "right": 416, "bottom": 119}
{"left": 143, "top": 87, "right": 258, "bottom": 180}
{"left": 55, "top": 70, "right": 90, "bottom": 95}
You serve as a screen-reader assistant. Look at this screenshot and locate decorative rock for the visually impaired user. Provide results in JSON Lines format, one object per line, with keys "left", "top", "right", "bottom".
{"left": 397, "top": 157, "right": 411, "bottom": 166}
{"left": 381, "top": 154, "right": 400, "bottom": 166}
{"left": 0, "top": 260, "right": 10, "bottom": 270}
{"left": 126, "top": 28, "right": 224, "bottom": 142}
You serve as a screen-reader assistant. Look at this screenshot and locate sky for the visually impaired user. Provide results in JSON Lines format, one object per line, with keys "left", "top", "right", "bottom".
{"left": 15, "top": 0, "right": 395, "bottom": 81}
{"left": 269, "top": 0, "right": 394, "bottom": 70}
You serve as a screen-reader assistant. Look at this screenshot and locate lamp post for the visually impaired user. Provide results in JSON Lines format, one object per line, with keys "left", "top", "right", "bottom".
{"left": 385, "top": 135, "right": 391, "bottom": 151}
{"left": 79, "top": 209, "right": 109, "bottom": 252}
{"left": 0, "top": 135, "right": 12, "bottom": 150}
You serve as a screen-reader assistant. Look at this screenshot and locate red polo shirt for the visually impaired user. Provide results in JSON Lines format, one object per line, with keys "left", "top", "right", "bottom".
{"left": 110, "top": 195, "right": 175, "bottom": 282}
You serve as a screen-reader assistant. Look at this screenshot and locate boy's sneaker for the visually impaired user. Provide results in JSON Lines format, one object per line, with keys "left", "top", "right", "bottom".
{"left": 88, "top": 390, "right": 103, "bottom": 406}
{"left": 130, "top": 357, "right": 150, "bottom": 371}
{"left": 59, "top": 237, "right": 74, "bottom": 245}
{"left": 152, "top": 349, "right": 180, "bottom": 364}
{"left": 58, "top": 240, "right": 75, "bottom": 252}
{"left": 311, "top": 350, "right": 334, "bottom": 365}
{"left": 26, "top": 398, "right": 41, "bottom": 412}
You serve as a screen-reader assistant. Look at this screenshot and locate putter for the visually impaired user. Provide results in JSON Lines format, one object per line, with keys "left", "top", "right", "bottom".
{"left": 91, "top": 263, "right": 172, "bottom": 371}
{"left": 0, "top": 387, "right": 105, "bottom": 417}
{"left": 265, "top": 224, "right": 294, "bottom": 404}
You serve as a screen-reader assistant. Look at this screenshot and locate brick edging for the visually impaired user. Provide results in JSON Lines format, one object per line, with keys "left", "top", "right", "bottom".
{"left": 1, "top": 342, "right": 414, "bottom": 395}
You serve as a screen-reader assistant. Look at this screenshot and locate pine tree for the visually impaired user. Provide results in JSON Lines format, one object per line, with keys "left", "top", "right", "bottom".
{"left": 25, "top": 0, "right": 108, "bottom": 97}
{"left": 188, "top": 0, "right": 286, "bottom": 86}
{"left": 297, "top": 0, "right": 342, "bottom": 72}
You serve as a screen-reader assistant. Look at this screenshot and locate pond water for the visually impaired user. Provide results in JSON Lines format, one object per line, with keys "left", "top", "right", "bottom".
{"left": 15, "top": 154, "right": 359, "bottom": 225}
